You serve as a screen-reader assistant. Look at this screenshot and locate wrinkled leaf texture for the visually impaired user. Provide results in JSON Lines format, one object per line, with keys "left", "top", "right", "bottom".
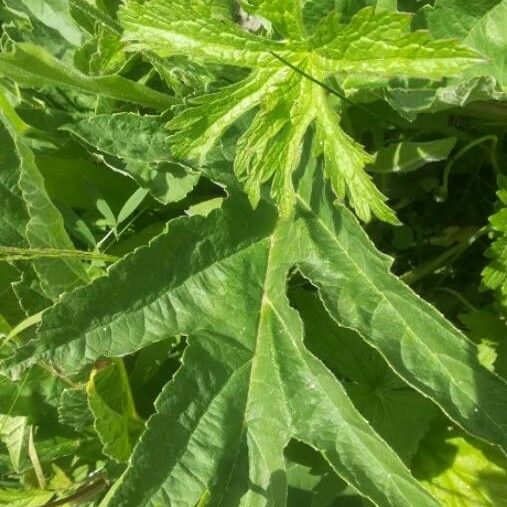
{"left": 121, "top": 0, "right": 481, "bottom": 222}
{"left": 7, "top": 161, "right": 507, "bottom": 506}
{"left": 2, "top": 1, "right": 506, "bottom": 506}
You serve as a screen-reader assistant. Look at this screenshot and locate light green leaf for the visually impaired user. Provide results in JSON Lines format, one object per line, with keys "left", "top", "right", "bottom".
{"left": 482, "top": 190, "right": 507, "bottom": 310}
{"left": 241, "top": 0, "right": 305, "bottom": 37}
{"left": 122, "top": 2, "right": 481, "bottom": 222}
{"left": 186, "top": 197, "right": 224, "bottom": 218}
{"left": 87, "top": 360, "right": 144, "bottom": 462}
{"left": 18, "top": 0, "right": 86, "bottom": 46}
{"left": 371, "top": 137, "right": 457, "bottom": 173}
{"left": 117, "top": 188, "right": 148, "bottom": 226}
{"left": 0, "top": 488, "right": 53, "bottom": 507}
{"left": 0, "top": 44, "right": 176, "bottom": 109}
{"left": 375, "top": 0, "right": 397, "bottom": 11}
{"left": 413, "top": 425, "right": 507, "bottom": 506}
{"left": 121, "top": 0, "right": 277, "bottom": 67}
{"left": 0, "top": 415, "right": 30, "bottom": 473}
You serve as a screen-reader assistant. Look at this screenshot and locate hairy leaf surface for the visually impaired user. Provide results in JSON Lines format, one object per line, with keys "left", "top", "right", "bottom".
{"left": 1, "top": 1, "right": 506, "bottom": 505}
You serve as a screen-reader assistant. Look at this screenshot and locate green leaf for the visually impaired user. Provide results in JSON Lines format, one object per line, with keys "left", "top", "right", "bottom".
{"left": 0, "top": 415, "right": 30, "bottom": 473}
{"left": 482, "top": 190, "right": 507, "bottom": 310}
{"left": 428, "top": 0, "right": 507, "bottom": 87}
{"left": 64, "top": 113, "right": 199, "bottom": 204}
{"left": 15, "top": 137, "right": 89, "bottom": 299}
{"left": 0, "top": 124, "right": 28, "bottom": 248}
{"left": 428, "top": 0, "right": 502, "bottom": 40}
{"left": 186, "top": 197, "right": 224, "bottom": 218}
{"left": 5, "top": 196, "right": 439, "bottom": 506}
{"left": 0, "top": 44, "right": 176, "bottom": 109}
{"left": 7, "top": 166, "right": 507, "bottom": 503}
{"left": 0, "top": 264, "right": 24, "bottom": 327}
{"left": 87, "top": 360, "right": 144, "bottom": 462}
{"left": 296, "top": 163, "right": 507, "bottom": 454}
{"left": 371, "top": 137, "right": 457, "bottom": 174}
{"left": 460, "top": 309, "right": 507, "bottom": 376}
{"left": 121, "top": 2, "right": 481, "bottom": 221}
{"left": 117, "top": 188, "right": 148, "bottom": 226}
{"left": 57, "top": 387, "right": 93, "bottom": 433}
{"left": 413, "top": 424, "right": 507, "bottom": 506}
{"left": 383, "top": 76, "right": 505, "bottom": 121}
{"left": 293, "top": 289, "right": 437, "bottom": 462}
{"left": 0, "top": 488, "right": 53, "bottom": 507}
{"left": 0, "top": 121, "right": 88, "bottom": 307}
{"left": 17, "top": 0, "right": 86, "bottom": 46}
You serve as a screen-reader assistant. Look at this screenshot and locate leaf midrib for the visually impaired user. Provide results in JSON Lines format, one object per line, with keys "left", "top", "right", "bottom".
{"left": 35, "top": 219, "right": 273, "bottom": 370}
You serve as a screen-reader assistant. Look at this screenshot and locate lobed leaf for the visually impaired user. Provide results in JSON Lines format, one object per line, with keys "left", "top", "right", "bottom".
{"left": 6, "top": 169, "right": 507, "bottom": 503}
{"left": 122, "top": 1, "right": 482, "bottom": 222}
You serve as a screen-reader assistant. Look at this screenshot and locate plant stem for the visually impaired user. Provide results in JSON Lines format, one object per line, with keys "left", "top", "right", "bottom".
{"left": 402, "top": 226, "right": 488, "bottom": 285}
{"left": 0, "top": 246, "right": 119, "bottom": 263}
{"left": 437, "top": 135, "right": 498, "bottom": 200}
{"left": 43, "top": 475, "right": 108, "bottom": 506}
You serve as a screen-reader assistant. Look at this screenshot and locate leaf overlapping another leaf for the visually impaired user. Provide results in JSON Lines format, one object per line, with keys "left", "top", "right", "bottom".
{"left": 1, "top": 2, "right": 505, "bottom": 505}
{"left": 121, "top": 0, "right": 482, "bottom": 222}
{"left": 6, "top": 164, "right": 507, "bottom": 505}
{"left": 428, "top": 0, "right": 507, "bottom": 88}
{"left": 63, "top": 113, "right": 199, "bottom": 204}
{"left": 0, "top": 121, "right": 88, "bottom": 313}
{"left": 0, "top": 43, "right": 176, "bottom": 110}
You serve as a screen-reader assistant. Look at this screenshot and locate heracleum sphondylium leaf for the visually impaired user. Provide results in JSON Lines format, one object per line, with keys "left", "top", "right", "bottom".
{"left": 7, "top": 163, "right": 507, "bottom": 505}
{"left": 5, "top": 198, "right": 437, "bottom": 506}
{"left": 121, "top": 0, "right": 482, "bottom": 222}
